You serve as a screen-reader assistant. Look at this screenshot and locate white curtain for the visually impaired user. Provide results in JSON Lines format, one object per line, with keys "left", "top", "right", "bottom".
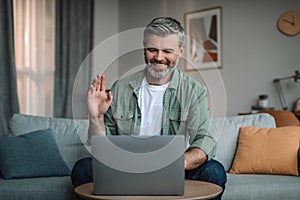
{"left": 13, "top": 0, "right": 55, "bottom": 116}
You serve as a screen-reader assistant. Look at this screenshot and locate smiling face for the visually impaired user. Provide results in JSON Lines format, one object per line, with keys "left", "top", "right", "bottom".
{"left": 144, "top": 34, "right": 184, "bottom": 85}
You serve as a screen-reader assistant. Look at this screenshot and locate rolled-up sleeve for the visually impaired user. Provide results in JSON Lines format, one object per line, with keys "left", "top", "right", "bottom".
{"left": 187, "top": 86, "right": 216, "bottom": 160}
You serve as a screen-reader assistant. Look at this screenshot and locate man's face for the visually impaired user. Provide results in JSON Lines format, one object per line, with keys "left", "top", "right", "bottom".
{"left": 144, "top": 34, "right": 184, "bottom": 79}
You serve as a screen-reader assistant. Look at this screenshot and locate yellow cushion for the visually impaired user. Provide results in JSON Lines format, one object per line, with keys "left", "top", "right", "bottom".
{"left": 229, "top": 126, "right": 300, "bottom": 176}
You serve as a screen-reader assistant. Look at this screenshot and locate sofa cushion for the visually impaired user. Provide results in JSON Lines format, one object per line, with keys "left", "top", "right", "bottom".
{"left": 229, "top": 126, "right": 300, "bottom": 176}
{"left": 9, "top": 114, "right": 90, "bottom": 169}
{"left": 223, "top": 174, "right": 300, "bottom": 200}
{"left": 0, "top": 129, "right": 70, "bottom": 179}
{"left": 0, "top": 176, "right": 76, "bottom": 200}
{"left": 212, "top": 113, "right": 276, "bottom": 171}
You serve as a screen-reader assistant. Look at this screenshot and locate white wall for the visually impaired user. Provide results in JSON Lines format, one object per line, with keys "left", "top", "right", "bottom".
{"left": 220, "top": 0, "right": 300, "bottom": 116}
{"left": 94, "top": 0, "right": 300, "bottom": 116}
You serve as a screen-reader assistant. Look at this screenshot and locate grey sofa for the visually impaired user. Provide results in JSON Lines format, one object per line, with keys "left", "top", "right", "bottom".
{"left": 213, "top": 114, "right": 300, "bottom": 200}
{"left": 0, "top": 113, "right": 299, "bottom": 200}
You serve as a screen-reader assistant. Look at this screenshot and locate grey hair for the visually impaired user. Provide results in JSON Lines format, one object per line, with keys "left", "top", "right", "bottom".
{"left": 143, "top": 17, "right": 185, "bottom": 47}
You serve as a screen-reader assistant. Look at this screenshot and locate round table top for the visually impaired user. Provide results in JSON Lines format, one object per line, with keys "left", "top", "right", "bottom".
{"left": 74, "top": 180, "right": 222, "bottom": 200}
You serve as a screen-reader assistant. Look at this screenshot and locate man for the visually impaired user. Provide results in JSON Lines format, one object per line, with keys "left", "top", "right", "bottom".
{"left": 72, "top": 17, "right": 226, "bottom": 199}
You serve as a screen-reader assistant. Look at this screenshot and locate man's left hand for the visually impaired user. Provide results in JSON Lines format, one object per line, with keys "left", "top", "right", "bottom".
{"left": 184, "top": 148, "right": 208, "bottom": 170}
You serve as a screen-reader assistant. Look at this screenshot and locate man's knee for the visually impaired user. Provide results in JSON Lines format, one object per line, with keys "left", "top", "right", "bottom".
{"left": 186, "top": 159, "right": 227, "bottom": 188}
{"left": 202, "top": 159, "right": 227, "bottom": 187}
{"left": 71, "top": 157, "right": 93, "bottom": 188}
{"left": 72, "top": 157, "right": 92, "bottom": 173}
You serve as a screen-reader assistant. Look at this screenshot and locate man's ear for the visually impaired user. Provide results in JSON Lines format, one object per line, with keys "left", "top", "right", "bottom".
{"left": 179, "top": 45, "right": 185, "bottom": 58}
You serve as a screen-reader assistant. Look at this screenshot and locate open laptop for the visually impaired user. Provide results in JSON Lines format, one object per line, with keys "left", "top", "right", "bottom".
{"left": 91, "top": 135, "right": 185, "bottom": 196}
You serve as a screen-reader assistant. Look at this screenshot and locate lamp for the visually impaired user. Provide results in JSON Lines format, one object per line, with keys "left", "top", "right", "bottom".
{"left": 273, "top": 70, "right": 300, "bottom": 110}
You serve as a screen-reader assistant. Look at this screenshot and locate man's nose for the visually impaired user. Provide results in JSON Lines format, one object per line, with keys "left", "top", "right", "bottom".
{"left": 155, "top": 50, "right": 164, "bottom": 61}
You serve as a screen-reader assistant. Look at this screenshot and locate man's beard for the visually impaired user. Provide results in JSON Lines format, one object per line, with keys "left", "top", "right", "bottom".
{"left": 146, "top": 58, "right": 179, "bottom": 79}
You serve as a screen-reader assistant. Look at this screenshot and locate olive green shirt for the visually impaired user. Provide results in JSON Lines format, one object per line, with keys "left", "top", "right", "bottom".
{"left": 104, "top": 69, "right": 216, "bottom": 159}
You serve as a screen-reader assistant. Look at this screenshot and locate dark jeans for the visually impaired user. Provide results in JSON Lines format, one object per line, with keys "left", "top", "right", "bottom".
{"left": 71, "top": 157, "right": 227, "bottom": 199}
{"left": 185, "top": 159, "right": 227, "bottom": 199}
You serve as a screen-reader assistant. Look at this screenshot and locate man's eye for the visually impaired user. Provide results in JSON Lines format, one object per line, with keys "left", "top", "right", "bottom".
{"left": 164, "top": 50, "right": 173, "bottom": 53}
{"left": 147, "top": 48, "right": 157, "bottom": 52}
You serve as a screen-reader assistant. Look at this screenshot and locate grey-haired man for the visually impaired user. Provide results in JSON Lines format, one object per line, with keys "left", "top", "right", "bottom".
{"left": 72, "top": 17, "right": 226, "bottom": 199}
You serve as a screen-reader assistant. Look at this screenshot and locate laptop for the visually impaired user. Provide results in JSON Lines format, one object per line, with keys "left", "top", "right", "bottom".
{"left": 91, "top": 135, "right": 185, "bottom": 196}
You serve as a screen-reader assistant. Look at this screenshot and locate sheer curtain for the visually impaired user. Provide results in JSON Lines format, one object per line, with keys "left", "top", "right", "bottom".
{"left": 13, "top": 0, "right": 55, "bottom": 116}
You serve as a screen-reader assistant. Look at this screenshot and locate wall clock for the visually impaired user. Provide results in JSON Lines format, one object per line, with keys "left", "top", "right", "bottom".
{"left": 277, "top": 10, "right": 300, "bottom": 36}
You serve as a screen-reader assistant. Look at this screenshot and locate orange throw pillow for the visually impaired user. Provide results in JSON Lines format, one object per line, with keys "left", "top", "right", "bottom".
{"left": 230, "top": 126, "right": 300, "bottom": 176}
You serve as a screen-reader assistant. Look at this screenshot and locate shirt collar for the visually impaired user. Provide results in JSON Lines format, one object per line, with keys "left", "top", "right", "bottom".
{"left": 168, "top": 68, "right": 179, "bottom": 90}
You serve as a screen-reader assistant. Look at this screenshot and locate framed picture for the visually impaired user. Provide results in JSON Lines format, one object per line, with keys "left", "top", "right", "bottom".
{"left": 184, "top": 7, "right": 222, "bottom": 71}
{"left": 294, "top": 98, "right": 300, "bottom": 113}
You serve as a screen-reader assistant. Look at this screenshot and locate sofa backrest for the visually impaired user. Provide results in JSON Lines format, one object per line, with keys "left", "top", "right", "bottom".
{"left": 8, "top": 113, "right": 276, "bottom": 172}
{"left": 9, "top": 114, "right": 90, "bottom": 170}
{"left": 212, "top": 113, "right": 276, "bottom": 172}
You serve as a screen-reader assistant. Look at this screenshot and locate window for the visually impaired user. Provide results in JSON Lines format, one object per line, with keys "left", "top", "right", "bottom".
{"left": 13, "top": 0, "right": 55, "bottom": 116}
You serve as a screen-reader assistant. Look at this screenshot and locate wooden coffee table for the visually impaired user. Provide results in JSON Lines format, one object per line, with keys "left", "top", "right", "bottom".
{"left": 74, "top": 180, "right": 222, "bottom": 200}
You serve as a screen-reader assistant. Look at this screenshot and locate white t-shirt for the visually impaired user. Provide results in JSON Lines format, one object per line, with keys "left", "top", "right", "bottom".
{"left": 138, "top": 78, "right": 169, "bottom": 136}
